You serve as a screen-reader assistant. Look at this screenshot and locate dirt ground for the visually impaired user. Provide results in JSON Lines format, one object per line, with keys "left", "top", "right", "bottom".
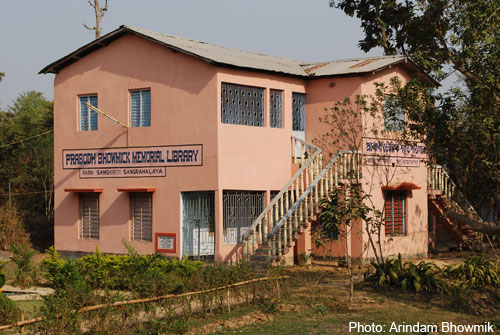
{"left": 186, "top": 251, "right": 500, "bottom": 334}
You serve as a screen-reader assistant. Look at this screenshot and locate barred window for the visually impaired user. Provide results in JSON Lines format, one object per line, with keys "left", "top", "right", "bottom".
{"left": 221, "top": 83, "right": 264, "bottom": 127}
{"left": 385, "top": 190, "right": 406, "bottom": 235}
{"left": 384, "top": 95, "right": 405, "bottom": 132}
{"left": 292, "top": 92, "right": 305, "bottom": 131}
{"left": 80, "top": 193, "right": 99, "bottom": 239}
{"left": 223, "top": 191, "right": 264, "bottom": 244}
{"left": 130, "top": 89, "right": 151, "bottom": 127}
{"left": 79, "top": 95, "right": 98, "bottom": 131}
{"left": 270, "top": 90, "right": 283, "bottom": 128}
{"left": 131, "top": 192, "right": 153, "bottom": 242}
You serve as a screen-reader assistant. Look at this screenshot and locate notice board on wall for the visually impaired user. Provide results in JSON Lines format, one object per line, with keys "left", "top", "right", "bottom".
{"left": 155, "top": 233, "right": 176, "bottom": 253}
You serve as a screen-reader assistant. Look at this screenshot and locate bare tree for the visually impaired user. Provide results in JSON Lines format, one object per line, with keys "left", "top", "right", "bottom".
{"left": 84, "top": 0, "right": 108, "bottom": 39}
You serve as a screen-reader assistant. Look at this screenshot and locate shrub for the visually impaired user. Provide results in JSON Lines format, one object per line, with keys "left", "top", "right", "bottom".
{"left": 10, "top": 243, "right": 37, "bottom": 288}
{"left": 444, "top": 254, "right": 499, "bottom": 289}
{"left": 0, "top": 261, "right": 5, "bottom": 289}
{"left": 364, "top": 254, "right": 443, "bottom": 293}
{"left": 0, "top": 293, "right": 20, "bottom": 325}
{"left": 0, "top": 205, "right": 29, "bottom": 251}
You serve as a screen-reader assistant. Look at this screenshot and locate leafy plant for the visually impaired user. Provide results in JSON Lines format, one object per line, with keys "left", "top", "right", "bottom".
{"left": 364, "top": 254, "right": 443, "bottom": 293}
{"left": 10, "top": 242, "right": 36, "bottom": 288}
{"left": 0, "top": 293, "right": 20, "bottom": 325}
{"left": 444, "top": 254, "right": 500, "bottom": 289}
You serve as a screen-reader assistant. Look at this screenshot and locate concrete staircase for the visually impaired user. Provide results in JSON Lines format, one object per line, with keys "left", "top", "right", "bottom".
{"left": 241, "top": 137, "right": 361, "bottom": 266}
{"left": 427, "top": 166, "right": 483, "bottom": 249}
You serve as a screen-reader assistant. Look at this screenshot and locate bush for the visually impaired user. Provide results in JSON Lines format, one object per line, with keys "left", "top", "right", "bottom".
{"left": 10, "top": 243, "right": 37, "bottom": 288}
{"left": 364, "top": 254, "right": 444, "bottom": 293}
{"left": 444, "top": 254, "right": 499, "bottom": 289}
{"left": 0, "top": 205, "right": 29, "bottom": 251}
{"left": 0, "top": 293, "right": 20, "bottom": 324}
{"left": 0, "top": 261, "right": 5, "bottom": 289}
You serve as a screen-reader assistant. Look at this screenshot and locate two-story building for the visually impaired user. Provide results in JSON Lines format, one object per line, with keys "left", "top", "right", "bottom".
{"left": 40, "top": 25, "right": 436, "bottom": 263}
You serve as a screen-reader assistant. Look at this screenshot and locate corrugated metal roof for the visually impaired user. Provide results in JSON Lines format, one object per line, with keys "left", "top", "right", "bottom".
{"left": 124, "top": 26, "right": 307, "bottom": 76}
{"left": 301, "top": 56, "right": 408, "bottom": 77}
{"left": 40, "top": 25, "right": 429, "bottom": 82}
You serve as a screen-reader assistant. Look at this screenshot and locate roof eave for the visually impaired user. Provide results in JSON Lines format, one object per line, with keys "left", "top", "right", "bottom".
{"left": 39, "top": 26, "right": 130, "bottom": 74}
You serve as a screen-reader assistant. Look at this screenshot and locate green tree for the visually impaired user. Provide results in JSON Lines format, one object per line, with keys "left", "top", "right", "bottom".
{"left": 0, "top": 91, "right": 54, "bottom": 249}
{"left": 330, "top": 0, "right": 500, "bottom": 222}
{"left": 0, "top": 72, "right": 4, "bottom": 82}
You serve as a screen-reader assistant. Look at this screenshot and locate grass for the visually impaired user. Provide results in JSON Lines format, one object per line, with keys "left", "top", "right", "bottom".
{"left": 199, "top": 264, "right": 500, "bottom": 334}
{"left": 2, "top": 256, "right": 499, "bottom": 334}
{"left": 13, "top": 299, "right": 44, "bottom": 319}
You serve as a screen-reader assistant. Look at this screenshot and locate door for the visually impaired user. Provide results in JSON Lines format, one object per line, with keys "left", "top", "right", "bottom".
{"left": 182, "top": 191, "right": 215, "bottom": 258}
{"left": 292, "top": 92, "right": 306, "bottom": 157}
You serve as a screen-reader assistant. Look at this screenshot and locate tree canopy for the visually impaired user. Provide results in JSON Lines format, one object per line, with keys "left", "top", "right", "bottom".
{"left": 0, "top": 91, "right": 54, "bottom": 249}
{"left": 330, "top": 0, "right": 500, "bottom": 218}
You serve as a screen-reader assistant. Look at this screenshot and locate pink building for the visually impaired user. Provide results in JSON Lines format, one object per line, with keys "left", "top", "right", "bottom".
{"left": 40, "top": 25, "right": 450, "bottom": 263}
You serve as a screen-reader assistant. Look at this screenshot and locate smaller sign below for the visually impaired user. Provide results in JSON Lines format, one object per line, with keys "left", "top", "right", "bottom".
{"left": 365, "top": 156, "right": 421, "bottom": 167}
{"left": 79, "top": 167, "right": 166, "bottom": 178}
{"left": 156, "top": 233, "right": 176, "bottom": 253}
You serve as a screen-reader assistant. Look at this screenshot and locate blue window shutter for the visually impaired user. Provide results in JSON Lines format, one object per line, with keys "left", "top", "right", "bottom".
{"left": 130, "top": 90, "right": 151, "bottom": 127}
{"left": 141, "top": 90, "right": 151, "bottom": 127}
{"left": 130, "top": 91, "right": 141, "bottom": 127}
{"left": 79, "top": 96, "right": 88, "bottom": 131}
{"left": 80, "top": 95, "right": 98, "bottom": 131}
{"left": 88, "top": 95, "right": 98, "bottom": 131}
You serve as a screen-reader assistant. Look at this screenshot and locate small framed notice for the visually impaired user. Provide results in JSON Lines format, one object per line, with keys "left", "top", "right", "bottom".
{"left": 155, "top": 233, "right": 176, "bottom": 253}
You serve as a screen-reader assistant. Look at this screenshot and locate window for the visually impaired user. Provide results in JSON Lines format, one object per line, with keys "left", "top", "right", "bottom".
{"left": 79, "top": 95, "right": 98, "bottom": 131}
{"left": 80, "top": 193, "right": 99, "bottom": 239}
{"left": 130, "top": 89, "right": 151, "bottom": 127}
{"left": 223, "top": 191, "right": 264, "bottom": 244}
{"left": 270, "top": 90, "right": 283, "bottom": 128}
{"left": 292, "top": 92, "right": 305, "bottom": 131}
{"left": 221, "top": 83, "right": 264, "bottom": 127}
{"left": 131, "top": 192, "right": 153, "bottom": 241}
{"left": 384, "top": 95, "right": 405, "bottom": 132}
{"left": 385, "top": 190, "right": 406, "bottom": 235}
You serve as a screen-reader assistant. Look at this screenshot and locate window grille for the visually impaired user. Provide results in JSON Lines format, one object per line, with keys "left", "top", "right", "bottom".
{"left": 79, "top": 95, "right": 98, "bottom": 131}
{"left": 182, "top": 192, "right": 215, "bottom": 257}
{"left": 384, "top": 95, "right": 405, "bottom": 132}
{"left": 292, "top": 92, "right": 305, "bottom": 131}
{"left": 270, "top": 90, "right": 283, "bottom": 128}
{"left": 221, "top": 83, "right": 264, "bottom": 127}
{"left": 223, "top": 191, "right": 264, "bottom": 244}
{"left": 130, "top": 89, "right": 151, "bottom": 127}
{"left": 80, "top": 193, "right": 99, "bottom": 239}
{"left": 131, "top": 192, "right": 153, "bottom": 242}
{"left": 385, "top": 190, "right": 406, "bottom": 235}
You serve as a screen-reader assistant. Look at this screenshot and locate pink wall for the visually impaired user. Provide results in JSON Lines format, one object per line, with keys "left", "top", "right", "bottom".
{"left": 361, "top": 67, "right": 428, "bottom": 259}
{"left": 305, "top": 66, "right": 428, "bottom": 261}
{"left": 53, "top": 32, "right": 428, "bottom": 262}
{"left": 215, "top": 69, "right": 307, "bottom": 262}
{"left": 54, "top": 34, "right": 219, "bottom": 255}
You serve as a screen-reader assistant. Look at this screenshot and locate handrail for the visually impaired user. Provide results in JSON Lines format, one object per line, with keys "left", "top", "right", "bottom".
{"left": 241, "top": 137, "right": 321, "bottom": 241}
{"left": 428, "top": 164, "right": 482, "bottom": 221}
{"left": 269, "top": 150, "right": 361, "bottom": 237}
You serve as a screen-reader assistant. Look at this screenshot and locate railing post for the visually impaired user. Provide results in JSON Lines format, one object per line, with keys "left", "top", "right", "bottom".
{"left": 278, "top": 229, "right": 283, "bottom": 258}
{"left": 262, "top": 216, "right": 268, "bottom": 243}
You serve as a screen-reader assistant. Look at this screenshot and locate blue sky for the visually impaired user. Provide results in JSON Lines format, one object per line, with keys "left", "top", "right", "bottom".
{"left": 0, "top": 0, "right": 381, "bottom": 109}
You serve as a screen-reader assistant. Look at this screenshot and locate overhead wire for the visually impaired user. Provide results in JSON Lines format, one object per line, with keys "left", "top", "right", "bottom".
{"left": 0, "top": 129, "right": 53, "bottom": 148}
